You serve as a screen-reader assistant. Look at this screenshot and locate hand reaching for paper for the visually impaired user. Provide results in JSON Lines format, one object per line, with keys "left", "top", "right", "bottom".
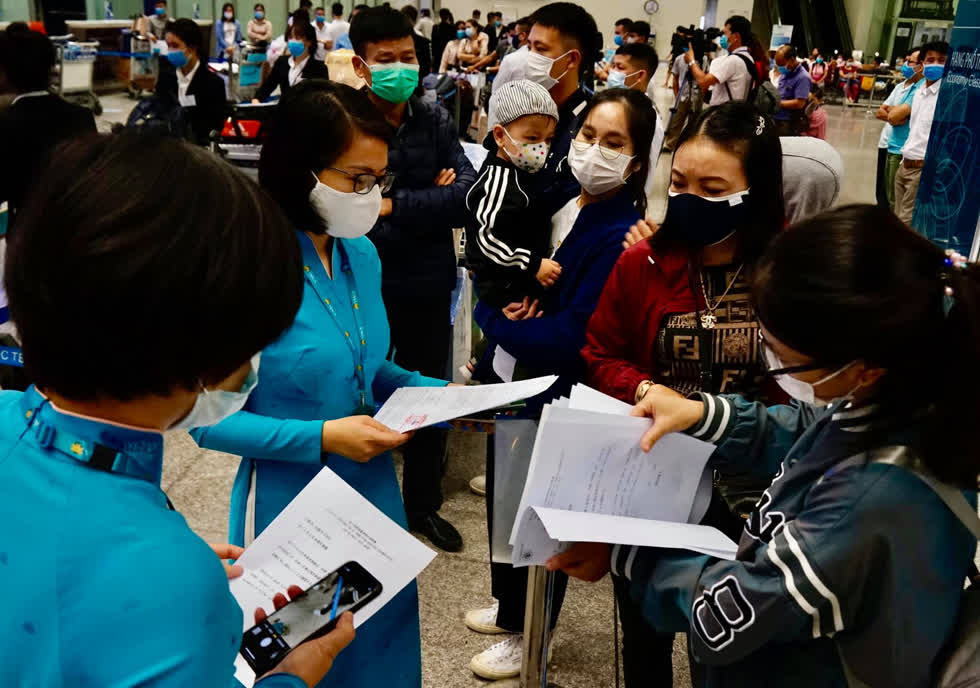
{"left": 545, "top": 542, "right": 611, "bottom": 582}
{"left": 321, "top": 415, "right": 413, "bottom": 462}
{"left": 630, "top": 384, "right": 705, "bottom": 452}
{"left": 254, "top": 585, "right": 356, "bottom": 688}
{"left": 209, "top": 543, "right": 245, "bottom": 580}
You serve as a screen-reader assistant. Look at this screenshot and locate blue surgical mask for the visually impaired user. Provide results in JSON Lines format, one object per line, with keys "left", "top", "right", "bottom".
{"left": 494, "top": 20, "right": 501, "bottom": 27}
{"left": 816, "top": 57, "right": 823, "bottom": 63}
{"left": 287, "top": 39, "right": 305, "bottom": 57}
{"left": 614, "top": 34, "right": 623, "bottom": 47}
{"left": 718, "top": 34, "right": 729, "bottom": 51}
{"left": 901, "top": 63, "right": 915, "bottom": 79}
{"left": 465, "top": 26, "right": 475, "bottom": 37}
{"left": 170, "top": 353, "right": 261, "bottom": 431}
{"left": 155, "top": 6, "right": 166, "bottom": 15}
{"left": 166, "top": 49, "right": 188, "bottom": 67}
{"left": 315, "top": 14, "right": 325, "bottom": 23}
{"left": 778, "top": 65, "right": 788, "bottom": 75}
{"left": 457, "top": 29, "right": 466, "bottom": 39}
{"left": 923, "top": 64, "right": 944, "bottom": 81}
{"left": 606, "top": 69, "right": 627, "bottom": 88}
{"left": 254, "top": 10, "right": 263, "bottom": 19}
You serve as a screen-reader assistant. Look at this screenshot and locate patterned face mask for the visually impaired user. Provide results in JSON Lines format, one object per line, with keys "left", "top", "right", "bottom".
{"left": 500, "top": 127, "right": 550, "bottom": 174}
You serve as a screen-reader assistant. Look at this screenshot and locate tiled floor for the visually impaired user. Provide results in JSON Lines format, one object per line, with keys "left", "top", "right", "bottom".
{"left": 139, "top": 68, "right": 891, "bottom": 688}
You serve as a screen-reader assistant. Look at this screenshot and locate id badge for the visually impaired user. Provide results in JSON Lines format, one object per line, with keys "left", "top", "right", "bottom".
{"left": 179, "top": 93, "right": 197, "bottom": 107}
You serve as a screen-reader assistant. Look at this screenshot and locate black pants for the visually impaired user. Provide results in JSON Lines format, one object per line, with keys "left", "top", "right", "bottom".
{"left": 875, "top": 146, "right": 890, "bottom": 208}
{"left": 614, "top": 575, "right": 675, "bottom": 686}
{"left": 486, "top": 433, "right": 567, "bottom": 632}
{"left": 383, "top": 284, "right": 452, "bottom": 517}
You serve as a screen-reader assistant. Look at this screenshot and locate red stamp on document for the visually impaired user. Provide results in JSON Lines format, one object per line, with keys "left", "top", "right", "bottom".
{"left": 403, "top": 415, "right": 428, "bottom": 430}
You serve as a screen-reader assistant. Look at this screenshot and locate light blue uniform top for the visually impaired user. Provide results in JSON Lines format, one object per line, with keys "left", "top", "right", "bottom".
{"left": 192, "top": 232, "right": 446, "bottom": 688}
{"left": 0, "top": 385, "right": 303, "bottom": 687}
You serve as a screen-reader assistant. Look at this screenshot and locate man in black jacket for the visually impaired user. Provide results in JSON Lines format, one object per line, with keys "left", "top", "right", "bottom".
{"left": 0, "top": 24, "right": 96, "bottom": 228}
{"left": 351, "top": 7, "right": 477, "bottom": 552}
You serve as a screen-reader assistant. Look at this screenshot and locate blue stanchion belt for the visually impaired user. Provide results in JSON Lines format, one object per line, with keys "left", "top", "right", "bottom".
{"left": 0, "top": 346, "right": 23, "bottom": 368}
{"left": 97, "top": 51, "right": 154, "bottom": 58}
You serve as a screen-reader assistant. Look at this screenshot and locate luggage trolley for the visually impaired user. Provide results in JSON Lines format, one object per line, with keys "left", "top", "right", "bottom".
{"left": 51, "top": 36, "right": 102, "bottom": 115}
{"left": 237, "top": 43, "right": 267, "bottom": 102}
{"left": 126, "top": 35, "right": 158, "bottom": 99}
{"left": 209, "top": 102, "right": 277, "bottom": 181}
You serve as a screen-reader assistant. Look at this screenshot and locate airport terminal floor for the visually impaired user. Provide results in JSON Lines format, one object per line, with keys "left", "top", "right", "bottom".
{"left": 110, "top": 69, "right": 923, "bottom": 688}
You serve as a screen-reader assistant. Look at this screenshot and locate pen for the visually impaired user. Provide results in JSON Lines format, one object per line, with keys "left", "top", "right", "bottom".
{"left": 329, "top": 576, "right": 343, "bottom": 622}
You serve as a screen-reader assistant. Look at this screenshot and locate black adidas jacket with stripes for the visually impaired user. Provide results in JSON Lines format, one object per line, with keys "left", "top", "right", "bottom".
{"left": 614, "top": 395, "right": 977, "bottom": 687}
{"left": 464, "top": 155, "right": 554, "bottom": 308}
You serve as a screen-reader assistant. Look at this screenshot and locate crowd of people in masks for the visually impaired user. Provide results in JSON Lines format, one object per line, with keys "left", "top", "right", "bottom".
{"left": 0, "top": 3, "right": 978, "bottom": 688}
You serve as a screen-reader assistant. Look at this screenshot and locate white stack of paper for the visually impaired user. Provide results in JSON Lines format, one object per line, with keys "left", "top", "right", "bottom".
{"left": 229, "top": 468, "right": 437, "bottom": 686}
{"left": 509, "top": 385, "right": 738, "bottom": 566}
{"left": 373, "top": 375, "right": 558, "bottom": 432}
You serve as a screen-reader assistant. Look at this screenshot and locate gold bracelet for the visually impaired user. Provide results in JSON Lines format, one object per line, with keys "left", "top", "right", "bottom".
{"left": 635, "top": 380, "right": 654, "bottom": 404}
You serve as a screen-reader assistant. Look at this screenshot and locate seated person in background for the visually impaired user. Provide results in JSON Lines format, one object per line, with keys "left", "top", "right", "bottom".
{"left": 0, "top": 23, "right": 96, "bottom": 226}
{"left": 247, "top": 3, "right": 273, "bottom": 45}
{"left": 156, "top": 18, "right": 229, "bottom": 146}
{"left": 605, "top": 41, "right": 665, "bottom": 196}
{"left": 253, "top": 19, "right": 328, "bottom": 102}
{"left": 466, "top": 80, "right": 561, "bottom": 308}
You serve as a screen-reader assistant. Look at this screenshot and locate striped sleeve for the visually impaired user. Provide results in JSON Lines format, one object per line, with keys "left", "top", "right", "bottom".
{"left": 686, "top": 392, "right": 737, "bottom": 444}
{"left": 467, "top": 166, "right": 534, "bottom": 271}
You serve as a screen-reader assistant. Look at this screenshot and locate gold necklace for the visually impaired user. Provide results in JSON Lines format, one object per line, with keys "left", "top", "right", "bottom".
{"left": 699, "top": 264, "right": 744, "bottom": 329}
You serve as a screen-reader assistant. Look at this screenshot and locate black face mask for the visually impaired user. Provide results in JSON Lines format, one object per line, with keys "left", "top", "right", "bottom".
{"left": 662, "top": 189, "right": 751, "bottom": 247}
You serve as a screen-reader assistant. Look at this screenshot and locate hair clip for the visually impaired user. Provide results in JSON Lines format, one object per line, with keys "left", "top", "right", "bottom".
{"left": 942, "top": 250, "right": 968, "bottom": 316}
{"left": 755, "top": 116, "right": 765, "bottom": 135}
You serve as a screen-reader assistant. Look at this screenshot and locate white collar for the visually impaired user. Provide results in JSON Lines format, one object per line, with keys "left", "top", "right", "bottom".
{"left": 289, "top": 55, "right": 309, "bottom": 71}
{"left": 176, "top": 58, "right": 200, "bottom": 84}
{"left": 12, "top": 90, "right": 50, "bottom": 104}
{"left": 924, "top": 78, "right": 942, "bottom": 94}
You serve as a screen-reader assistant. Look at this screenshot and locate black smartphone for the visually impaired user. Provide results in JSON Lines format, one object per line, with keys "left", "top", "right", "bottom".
{"left": 239, "top": 561, "right": 382, "bottom": 676}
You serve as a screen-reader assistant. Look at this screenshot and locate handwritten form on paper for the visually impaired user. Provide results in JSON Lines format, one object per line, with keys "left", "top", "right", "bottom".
{"left": 229, "top": 468, "right": 436, "bottom": 686}
{"left": 509, "top": 386, "right": 738, "bottom": 566}
{"left": 373, "top": 375, "right": 558, "bottom": 432}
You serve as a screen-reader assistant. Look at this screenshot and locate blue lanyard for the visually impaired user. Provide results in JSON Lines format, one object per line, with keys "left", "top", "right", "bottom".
{"left": 303, "top": 240, "right": 369, "bottom": 407}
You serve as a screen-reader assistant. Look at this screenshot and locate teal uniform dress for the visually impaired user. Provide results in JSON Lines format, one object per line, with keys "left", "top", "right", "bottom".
{"left": 0, "top": 386, "right": 304, "bottom": 687}
{"left": 192, "top": 232, "right": 446, "bottom": 688}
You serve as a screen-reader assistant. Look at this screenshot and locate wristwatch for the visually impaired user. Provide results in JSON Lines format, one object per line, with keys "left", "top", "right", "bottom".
{"left": 635, "top": 379, "right": 655, "bottom": 403}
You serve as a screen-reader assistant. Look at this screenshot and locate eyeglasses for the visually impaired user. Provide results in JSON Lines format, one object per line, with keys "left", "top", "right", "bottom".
{"left": 328, "top": 167, "right": 395, "bottom": 195}
{"left": 757, "top": 331, "right": 831, "bottom": 377}
{"left": 570, "top": 138, "right": 629, "bottom": 161}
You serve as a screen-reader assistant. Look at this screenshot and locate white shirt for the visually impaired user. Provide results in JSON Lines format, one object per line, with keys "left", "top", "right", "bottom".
{"left": 492, "top": 45, "right": 527, "bottom": 93}
{"left": 416, "top": 16, "right": 433, "bottom": 40}
{"left": 672, "top": 53, "right": 693, "bottom": 102}
{"left": 176, "top": 59, "right": 201, "bottom": 105}
{"left": 707, "top": 46, "right": 753, "bottom": 106}
{"left": 644, "top": 104, "right": 665, "bottom": 199}
{"left": 313, "top": 20, "right": 330, "bottom": 60}
{"left": 550, "top": 196, "right": 583, "bottom": 256}
{"left": 324, "top": 18, "right": 350, "bottom": 47}
{"left": 901, "top": 78, "right": 941, "bottom": 161}
{"left": 223, "top": 21, "right": 237, "bottom": 49}
{"left": 288, "top": 55, "right": 308, "bottom": 87}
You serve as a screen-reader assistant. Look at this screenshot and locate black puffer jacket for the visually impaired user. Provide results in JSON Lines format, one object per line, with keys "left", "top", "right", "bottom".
{"left": 369, "top": 96, "right": 477, "bottom": 294}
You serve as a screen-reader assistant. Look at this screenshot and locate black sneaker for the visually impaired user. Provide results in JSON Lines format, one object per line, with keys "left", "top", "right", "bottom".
{"left": 407, "top": 511, "right": 463, "bottom": 552}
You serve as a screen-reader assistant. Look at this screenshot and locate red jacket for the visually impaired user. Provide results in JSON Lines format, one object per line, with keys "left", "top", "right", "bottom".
{"left": 582, "top": 240, "right": 703, "bottom": 403}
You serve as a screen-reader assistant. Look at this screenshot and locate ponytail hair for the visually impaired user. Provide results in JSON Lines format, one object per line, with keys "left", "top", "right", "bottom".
{"left": 752, "top": 204, "right": 980, "bottom": 488}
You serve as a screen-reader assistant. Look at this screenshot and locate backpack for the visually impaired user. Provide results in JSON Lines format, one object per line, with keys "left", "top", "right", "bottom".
{"left": 125, "top": 96, "right": 189, "bottom": 139}
{"left": 836, "top": 446, "right": 980, "bottom": 688}
{"left": 722, "top": 52, "right": 780, "bottom": 117}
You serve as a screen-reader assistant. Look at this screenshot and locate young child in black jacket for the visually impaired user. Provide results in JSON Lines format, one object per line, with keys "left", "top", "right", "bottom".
{"left": 465, "top": 79, "right": 561, "bottom": 308}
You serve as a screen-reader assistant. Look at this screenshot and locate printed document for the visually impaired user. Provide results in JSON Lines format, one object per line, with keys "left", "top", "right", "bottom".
{"left": 373, "top": 375, "right": 558, "bottom": 432}
{"left": 229, "top": 467, "right": 436, "bottom": 685}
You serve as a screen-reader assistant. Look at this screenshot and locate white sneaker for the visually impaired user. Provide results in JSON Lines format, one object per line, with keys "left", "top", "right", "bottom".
{"left": 468, "top": 634, "right": 554, "bottom": 681}
{"left": 469, "top": 474, "right": 487, "bottom": 496}
{"left": 464, "top": 602, "right": 506, "bottom": 634}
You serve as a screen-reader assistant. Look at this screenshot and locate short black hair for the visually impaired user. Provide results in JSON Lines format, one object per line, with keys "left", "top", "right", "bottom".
{"left": 8, "top": 134, "right": 302, "bottom": 400}
{"left": 155, "top": 0, "right": 166, "bottom": 5}
{"left": 530, "top": 3, "right": 599, "bottom": 71}
{"left": 259, "top": 80, "right": 392, "bottom": 235}
{"left": 350, "top": 5, "right": 413, "bottom": 57}
{"left": 439, "top": 8, "right": 453, "bottom": 22}
{"left": 615, "top": 17, "right": 633, "bottom": 30}
{"left": 616, "top": 41, "right": 658, "bottom": 75}
{"left": 299, "top": 0, "right": 313, "bottom": 8}
{"left": 472, "top": 9, "right": 481, "bottom": 17}
{"left": 289, "top": 19, "right": 317, "bottom": 46}
{"left": 401, "top": 5, "right": 418, "bottom": 24}
{"left": 164, "top": 18, "right": 203, "bottom": 54}
{"left": 630, "top": 20, "right": 650, "bottom": 39}
{"left": 515, "top": 16, "right": 532, "bottom": 33}
{"left": 0, "top": 23, "right": 55, "bottom": 92}
{"left": 331, "top": 2, "right": 343, "bottom": 15}
{"left": 920, "top": 40, "right": 949, "bottom": 59}
{"left": 254, "top": 3, "right": 265, "bottom": 10}
{"left": 420, "top": 9, "right": 430, "bottom": 17}
{"left": 725, "top": 15, "right": 753, "bottom": 45}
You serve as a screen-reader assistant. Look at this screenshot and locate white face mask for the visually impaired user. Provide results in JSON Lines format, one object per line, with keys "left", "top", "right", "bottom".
{"left": 170, "top": 353, "right": 260, "bottom": 430}
{"left": 567, "top": 140, "right": 634, "bottom": 195}
{"left": 308, "top": 172, "right": 382, "bottom": 239}
{"left": 501, "top": 128, "right": 550, "bottom": 174}
{"left": 525, "top": 49, "right": 572, "bottom": 90}
{"left": 763, "top": 346, "right": 858, "bottom": 406}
